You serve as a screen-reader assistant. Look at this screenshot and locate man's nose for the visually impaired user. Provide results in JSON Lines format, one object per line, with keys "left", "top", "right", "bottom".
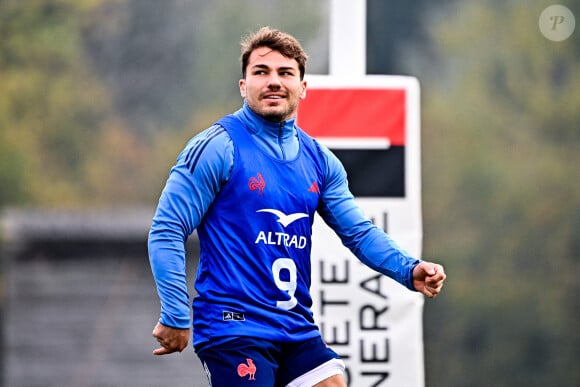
{"left": 267, "top": 74, "right": 282, "bottom": 88}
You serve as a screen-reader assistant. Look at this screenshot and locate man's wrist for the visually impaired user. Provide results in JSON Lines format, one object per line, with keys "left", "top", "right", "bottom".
{"left": 159, "top": 314, "right": 190, "bottom": 330}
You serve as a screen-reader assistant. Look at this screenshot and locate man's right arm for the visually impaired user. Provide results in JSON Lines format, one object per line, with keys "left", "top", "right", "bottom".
{"left": 148, "top": 125, "right": 232, "bottom": 329}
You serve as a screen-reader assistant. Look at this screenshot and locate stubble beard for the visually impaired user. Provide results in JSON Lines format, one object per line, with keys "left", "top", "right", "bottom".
{"left": 258, "top": 99, "right": 298, "bottom": 123}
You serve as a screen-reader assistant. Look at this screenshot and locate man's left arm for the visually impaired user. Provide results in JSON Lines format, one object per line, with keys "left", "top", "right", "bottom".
{"left": 317, "top": 147, "right": 446, "bottom": 295}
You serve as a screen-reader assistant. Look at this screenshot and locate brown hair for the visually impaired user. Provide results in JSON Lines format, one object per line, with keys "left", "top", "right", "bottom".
{"left": 240, "top": 27, "right": 308, "bottom": 80}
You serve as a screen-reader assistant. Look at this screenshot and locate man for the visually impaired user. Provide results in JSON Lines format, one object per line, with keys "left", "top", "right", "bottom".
{"left": 149, "top": 26, "right": 446, "bottom": 387}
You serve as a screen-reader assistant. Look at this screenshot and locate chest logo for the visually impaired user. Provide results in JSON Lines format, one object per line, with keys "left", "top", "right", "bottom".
{"left": 257, "top": 209, "right": 308, "bottom": 227}
{"left": 308, "top": 181, "right": 319, "bottom": 193}
{"left": 248, "top": 173, "right": 266, "bottom": 195}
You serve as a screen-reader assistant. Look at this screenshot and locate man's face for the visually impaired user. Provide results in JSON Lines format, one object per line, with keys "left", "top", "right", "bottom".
{"left": 239, "top": 47, "right": 306, "bottom": 122}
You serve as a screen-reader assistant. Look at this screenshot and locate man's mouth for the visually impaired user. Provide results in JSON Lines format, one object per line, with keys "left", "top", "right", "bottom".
{"left": 263, "top": 94, "right": 285, "bottom": 100}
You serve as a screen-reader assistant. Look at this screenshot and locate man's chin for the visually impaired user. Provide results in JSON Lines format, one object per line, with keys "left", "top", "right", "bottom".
{"left": 259, "top": 108, "right": 287, "bottom": 122}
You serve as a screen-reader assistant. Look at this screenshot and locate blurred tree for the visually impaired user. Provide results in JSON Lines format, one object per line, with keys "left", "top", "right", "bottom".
{"left": 0, "top": 0, "right": 112, "bottom": 206}
{"left": 366, "top": 0, "right": 453, "bottom": 75}
{"left": 81, "top": 0, "right": 327, "bottom": 136}
{"left": 396, "top": 1, "right": 579, "bottom": 386}
{"left": 0, "top": 0, "right": 328, "bottom": 208}
{"left": 82, "top": 0, "right": 201, "bottom": 136}
{"left": 190, "top": 0, "right": 328, "bottom": 115}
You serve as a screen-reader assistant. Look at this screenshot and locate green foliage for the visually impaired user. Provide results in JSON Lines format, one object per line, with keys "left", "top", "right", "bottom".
{"left": 414, "top": 1, "right": 580, "bottom": 386}
{"left": 0, "top": 0, "right": 111, "bottom": 206}
{"left": 0, "top": 0, "right": 327, "bottom": 208}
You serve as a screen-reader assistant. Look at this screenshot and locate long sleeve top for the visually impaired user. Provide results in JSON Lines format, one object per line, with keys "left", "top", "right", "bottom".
{"left": 148, "top": 102, "right": 420, "bottom": 335}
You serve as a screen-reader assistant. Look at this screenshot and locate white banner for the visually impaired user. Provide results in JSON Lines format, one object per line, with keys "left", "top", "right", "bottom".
{"left": 301, "top": 75, "right": 424, "bottom": 387}
{"left": 311, "top": 204, "right": 424, "bottom": 387}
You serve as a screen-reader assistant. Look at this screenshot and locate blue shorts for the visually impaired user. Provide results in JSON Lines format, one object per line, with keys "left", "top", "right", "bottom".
{"left": 196, "top": 335, "right": 341, "bottom": 386}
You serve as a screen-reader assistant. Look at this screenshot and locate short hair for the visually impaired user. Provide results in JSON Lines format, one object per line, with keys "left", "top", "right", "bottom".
{"left": 240, "top": 26, "right": 308, "bottom": 80}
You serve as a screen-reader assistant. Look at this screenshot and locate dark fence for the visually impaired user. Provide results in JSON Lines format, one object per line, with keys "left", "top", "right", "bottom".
{"left": 1, "top": 208, "right": 205, "bottom": 387}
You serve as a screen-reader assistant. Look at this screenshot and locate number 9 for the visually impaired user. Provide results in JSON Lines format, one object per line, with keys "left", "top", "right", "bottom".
{"left": 272, "top": 258, "right": 298, "bottom": 310}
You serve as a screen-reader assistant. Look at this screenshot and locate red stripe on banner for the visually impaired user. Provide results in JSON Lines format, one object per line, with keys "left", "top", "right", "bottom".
{"left": 297, "top": 88, "right": 406, "bottom": 146}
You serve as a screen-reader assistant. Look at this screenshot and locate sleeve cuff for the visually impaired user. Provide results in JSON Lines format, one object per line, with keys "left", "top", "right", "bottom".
{"left": 159, "top": 312, "right": 191, "bottom": 330}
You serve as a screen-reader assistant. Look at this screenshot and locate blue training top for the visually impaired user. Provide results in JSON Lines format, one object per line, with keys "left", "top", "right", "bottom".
{"left": 194, "top": 113, "right": 325, "bottom": 346}
{"left": 148, "top": 102, "right": 420, "bottom": 350}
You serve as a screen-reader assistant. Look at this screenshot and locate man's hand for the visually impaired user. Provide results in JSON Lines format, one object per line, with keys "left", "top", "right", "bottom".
{"left": 412, "top": 261, "right": 446, "bottom": 298}
{"left": 152, "top": 322, "right": 190, "bottom": 355}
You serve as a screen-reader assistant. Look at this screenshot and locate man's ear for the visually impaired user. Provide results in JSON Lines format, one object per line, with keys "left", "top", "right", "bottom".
{"left": 239, "top": 79, "right": 246, "bottom": 98}
{"left": 300, "top": 80, "right": 307, "bottom": 99}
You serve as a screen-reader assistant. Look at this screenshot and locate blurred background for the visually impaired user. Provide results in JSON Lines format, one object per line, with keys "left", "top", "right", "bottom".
{"left": 0, "top": 0, "right": 578, "bottom": 386}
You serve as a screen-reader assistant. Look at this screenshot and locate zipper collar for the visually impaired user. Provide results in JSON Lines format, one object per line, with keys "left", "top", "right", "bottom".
{"left": 239, "top": 101, "right": 296, "bottom": 141}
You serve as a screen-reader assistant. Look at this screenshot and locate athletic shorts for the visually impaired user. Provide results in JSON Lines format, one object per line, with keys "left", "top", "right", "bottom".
{"left": 196, "top": 335, "right": 345, "bottom": 386}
